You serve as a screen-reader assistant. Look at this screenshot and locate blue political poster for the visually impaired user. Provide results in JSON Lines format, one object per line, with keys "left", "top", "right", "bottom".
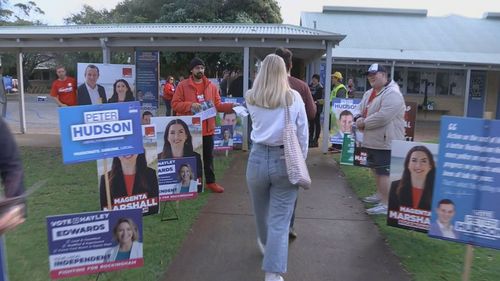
{"left": 157, "top": 157, "right": 198, "bottom": 201}
{"left": 219, "top": 97, "right": 244, "bottom": 148}
{"left": 429, "top": 116, "right": 500, "bottom": 250}
{"left": 59, "top": 102, "right": 143, "bottom": 164}
{"left": 46, "top": 209, "right": 143, "bottom": 279}
{"left": 214, "top": 125, "right": 234, "bottom": 151}
{"left": 0, "top": 237, "right": 7, "bottom": 281}
{"left": 135, "top": 50, "right": 159, "bottom": 116}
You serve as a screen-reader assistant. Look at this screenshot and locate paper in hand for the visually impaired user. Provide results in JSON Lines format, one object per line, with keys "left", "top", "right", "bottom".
{"left": 232, "top": 106, "right": 249, "bottom": 117}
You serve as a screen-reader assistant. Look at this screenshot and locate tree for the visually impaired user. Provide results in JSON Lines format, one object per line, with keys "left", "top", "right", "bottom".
{"left": 64, "top": 0, "right": 283, "bottom": 77}
{"left": 63, "top": 5, "right": 111, "bottom": 25}
{"left": 0, "top": 0, "right": 50, "bottom": 90}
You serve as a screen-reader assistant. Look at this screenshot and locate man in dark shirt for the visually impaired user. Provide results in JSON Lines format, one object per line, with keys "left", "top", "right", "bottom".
{"left": 227, "top": 70, "right": 252, "bottom": 98}
{"left": 275, "top": 48, "right": 316, "bottom": 120}
{"left": 275, "top": 47, "right": 316, "bottom": 239}
{"left": 309, "top": 74, "right": 324, "bottom": 147}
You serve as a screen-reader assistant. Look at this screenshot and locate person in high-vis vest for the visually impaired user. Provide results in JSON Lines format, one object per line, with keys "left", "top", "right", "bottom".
{"left": 328, "top": 71, "right": 348, "bottom": 152}
{"left": 330, "top": 71, "right": 348, "bottom": 100}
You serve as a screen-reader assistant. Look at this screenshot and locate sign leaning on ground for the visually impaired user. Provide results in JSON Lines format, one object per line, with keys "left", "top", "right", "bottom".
{"left": 429, "top": 116, "right": 500, "bottom": 249}
{"left": 387, "top": 140, "right": 439, "bottom": 233}
{"left": 59, "top": 102, "right": 143, "bottom": 164}
{"left": 46, "top": 209, "right": 143, "bottom": 280}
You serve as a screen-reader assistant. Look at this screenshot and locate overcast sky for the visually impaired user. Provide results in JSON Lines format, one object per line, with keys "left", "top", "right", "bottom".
{"left": 29, "top": 0, "right": 500, "bottom": 25}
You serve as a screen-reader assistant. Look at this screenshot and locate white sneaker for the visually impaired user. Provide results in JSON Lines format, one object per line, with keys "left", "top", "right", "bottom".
{"left": 366, "top": 203, "right": 388, "bottom": 215}
{"left": 265, "top": 272, "right": 284, "bottom": 281}
{"left": 362, "top": 193, "right": 381, "bottom": 204}
{"left": 257, "top": 238, "right": 265, "bottom": 255}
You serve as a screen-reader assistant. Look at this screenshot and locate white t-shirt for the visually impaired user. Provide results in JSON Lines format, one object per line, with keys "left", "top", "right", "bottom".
{"left": 246, "top": 89, "right": 308, "bottom": 158}
{"left": 86, "top": 83, "right": 101, "bottom": 105}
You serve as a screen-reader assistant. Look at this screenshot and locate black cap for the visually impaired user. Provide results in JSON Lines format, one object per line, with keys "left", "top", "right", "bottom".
{"left": 189, "top": 57, "right": 205, "bottom": 70}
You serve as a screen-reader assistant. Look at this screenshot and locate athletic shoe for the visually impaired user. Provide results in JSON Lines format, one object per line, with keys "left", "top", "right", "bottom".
{"left": 366, "top": 203, "right": 388, "bottom": 215}
{"left": 362, "top": 193, "right": 381, "bottom": 204}
{"left": 265, "top": 272, "right": 284, "bottom": 281}
{"left": 289, "top": 227, "right": 298, "bottom": 240}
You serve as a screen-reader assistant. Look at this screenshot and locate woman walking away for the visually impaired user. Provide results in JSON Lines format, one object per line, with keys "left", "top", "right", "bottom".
{"left": 245, "top": 54, "right": 308, "bottom": 281}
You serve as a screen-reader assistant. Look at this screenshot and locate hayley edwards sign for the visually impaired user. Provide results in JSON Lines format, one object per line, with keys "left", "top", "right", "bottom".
{"left": 59, "top": 102, "right": 143, "bottom": 164}
{"left": 47, "top": 209, "right": 143, "bottom": 279}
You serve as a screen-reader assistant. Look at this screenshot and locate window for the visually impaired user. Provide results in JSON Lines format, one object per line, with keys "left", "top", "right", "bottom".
{"left": 406, "top": 70, "right": 421, "bottom": 94}
{"left": 344, "top": 65, "right": 368, "bottom": 92}
{"left": 449, "top": 71, "right": 465, "bottom": 96}
{"left": 436, "top": 71, "right": 450, "bottom": 96}
{"left": 394, "top": 68, "right": 406, "bottom": 94}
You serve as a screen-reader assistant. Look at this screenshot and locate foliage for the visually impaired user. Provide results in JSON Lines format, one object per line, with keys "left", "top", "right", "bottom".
{"left": 64, "top": 0, "right": 283, "bottom": 77}
{"left": 63, "top": 5, "right": 111, "bottom": 25}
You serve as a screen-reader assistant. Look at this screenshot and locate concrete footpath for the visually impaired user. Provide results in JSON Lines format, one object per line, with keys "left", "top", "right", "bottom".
{"left": 162, "top": 148, "right": 411, "bottom": 281}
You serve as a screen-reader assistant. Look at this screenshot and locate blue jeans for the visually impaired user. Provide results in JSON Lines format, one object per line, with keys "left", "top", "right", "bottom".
{"left": 246, "top": 143, "right": 298, "bottom": 274}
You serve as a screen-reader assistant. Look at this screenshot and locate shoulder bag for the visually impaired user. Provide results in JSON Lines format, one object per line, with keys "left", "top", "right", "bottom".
{"left": 283, "top": 106, "right": 311, "bottom": 189}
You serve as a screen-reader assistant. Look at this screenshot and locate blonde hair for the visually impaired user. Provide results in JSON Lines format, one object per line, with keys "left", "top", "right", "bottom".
{"left": 245, "top": 54, "right": 292, "bottom": 108}
{"left": 113, "top": 218, "right": 139, "bottom": 242}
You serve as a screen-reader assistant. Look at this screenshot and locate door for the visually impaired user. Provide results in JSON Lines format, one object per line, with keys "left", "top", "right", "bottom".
{"left": 467, "top": 71, "right": 487, "bottom": 118}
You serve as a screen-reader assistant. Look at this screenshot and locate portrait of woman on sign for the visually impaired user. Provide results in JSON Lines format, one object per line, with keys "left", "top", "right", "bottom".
{"left": 387, "top": 143, "right": 437, "bottom": 232}
{"left": 99, "top": 153, "right": 159, "bottom": 215}
{"left": 157, "top": 118, "right": 203, "bottom": 192}
{"left": 105, "top": 217, "right": 143, "bottom": 262}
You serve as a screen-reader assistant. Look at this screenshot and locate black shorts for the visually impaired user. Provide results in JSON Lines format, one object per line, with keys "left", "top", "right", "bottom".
{"left": 366, "top": 148, "right": 391, "bottom": 176}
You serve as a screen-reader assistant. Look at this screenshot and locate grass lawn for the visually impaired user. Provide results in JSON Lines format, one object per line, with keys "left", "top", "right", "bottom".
{"left": 339, "top": 160, "right": 500, "bottom": 281}
{"left": 5, "top": 147, "right": 232, "bottom": 281}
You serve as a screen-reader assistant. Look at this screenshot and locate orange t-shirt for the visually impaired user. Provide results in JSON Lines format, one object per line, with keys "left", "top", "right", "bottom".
{"left": 50, "top": 77, "right": 77, "bottom": 106}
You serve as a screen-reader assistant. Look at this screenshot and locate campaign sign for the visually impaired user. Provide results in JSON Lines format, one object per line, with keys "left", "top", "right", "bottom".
{"left": 97, "top": 153, "right": 160, "bottom": 216}
{"left": 329, "top": 98, "right": 361, "bottom": 145}
{"left": 152, "top": 116, "right": 203, "bottom": 194}
{"left": 47, "top": 209, "right": 143, "bottom": 279}
{"left": 158, "top": 157, "right": 198, "bottom": 201}
{"left": 214, "top": 125, "right": 234, "bottom": 151}
{"left": 194, "top": 101, "right": 217, "bottom": 121}
{"left": 219, "top": 97, "right": 245, "bottom": 148}
{"left": 135, "top": 50, "right": 159, "bottom": 115}
{"left": 352, "top": 124, "right": 368, "bottom": 167}
{"left": 0, "top": 237, "right": 7, "bottom": 281}
{"left": 387, "top": 140, "right": 439, "bottom": 232}
{"left": 77, "top": 63, "right": 136, "bottom": 102}
{"left": 340, "top": 133, "right": 355, "bottom": 165}
{"left": 429, "top": 116, "right": 500, "bottom": 249}
{"left": 59, "top": 102, "right": 143, "bottom": 164}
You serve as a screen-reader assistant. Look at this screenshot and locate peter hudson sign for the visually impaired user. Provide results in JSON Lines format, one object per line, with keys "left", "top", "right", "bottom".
{"left": 59, "top": 102, "right": 143, "bottom": 164}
